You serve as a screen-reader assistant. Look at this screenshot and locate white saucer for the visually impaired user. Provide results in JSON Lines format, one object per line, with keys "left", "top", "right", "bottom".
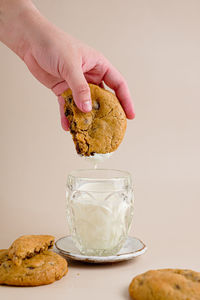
{"left": 55, "top": 236, "right": 147, "bottom": 264}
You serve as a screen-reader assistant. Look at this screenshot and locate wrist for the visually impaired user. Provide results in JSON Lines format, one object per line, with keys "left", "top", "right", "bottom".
{"left": 0, "top": 0, "right": 40, "bottom": 58}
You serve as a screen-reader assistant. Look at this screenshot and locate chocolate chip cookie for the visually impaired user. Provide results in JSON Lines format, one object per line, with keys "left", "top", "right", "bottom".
{"left": 129, "top": 269, "right": 200, "bottom": 300}
{"left": 62, "top": 84, "right": 127, "bottom": 156}
{"left": 0, "top": 249, "right": 68, "bottom": 286}
{"left": 9, "top": 235, "right": 55, "bottom": 266}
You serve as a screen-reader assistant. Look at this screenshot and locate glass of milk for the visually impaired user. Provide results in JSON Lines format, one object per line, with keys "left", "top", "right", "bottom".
{"left": 66, "top": 169, "right": 134, "bottom": 256}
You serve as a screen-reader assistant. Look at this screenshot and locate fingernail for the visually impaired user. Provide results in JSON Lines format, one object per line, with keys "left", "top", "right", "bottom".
{"left": 82, "top": 101, "right": 92, "bottom": 112}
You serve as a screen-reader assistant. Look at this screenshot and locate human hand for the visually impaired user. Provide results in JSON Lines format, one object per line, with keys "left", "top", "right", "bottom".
{"left": 0, "top": 0, "right": 135, "bottom": 131}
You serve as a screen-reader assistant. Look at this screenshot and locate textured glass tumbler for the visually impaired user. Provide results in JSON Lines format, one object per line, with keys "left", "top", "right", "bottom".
{"left": 66, "top": 169, "right": 134, "bottom": 256}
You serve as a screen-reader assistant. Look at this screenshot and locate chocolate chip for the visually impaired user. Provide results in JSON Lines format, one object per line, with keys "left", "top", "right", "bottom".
{"left": 93, "top": 101, "right": 100, "bottom": 110}
{"left": 174, "top": 284, "right": 181, "bottom": 290}
{"left": 67, "top": 96, "right": 73, "bottom": 103}
{"left": 28, "top": 251, "right": 38, "bottom": 258}
{"left": 70, "top": 122, "right": 77, "bottom": 133}
{"left": 65, "top": 108, "right": 71, "bottom": 117}
{"left": 48, "top": 240, "right": 54, "bottom": 247}
{"left": 76, "top": 143, "right": 82, "bottom": 154}
{"left": 27, "top": 266, "right": 35, "bottom": 270}
{"left": 90, "top": 152, "right": 95, "bottom": 156}
{"left": 67, "top": 95, "right": 73, "bottom": 103}
{"left": 139, "top": 280, "right": 144, "bottom": 286}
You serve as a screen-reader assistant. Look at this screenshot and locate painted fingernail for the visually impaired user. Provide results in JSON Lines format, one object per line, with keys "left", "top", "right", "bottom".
{"left": 82, "top": 101, "right": 92, "bottom": 112}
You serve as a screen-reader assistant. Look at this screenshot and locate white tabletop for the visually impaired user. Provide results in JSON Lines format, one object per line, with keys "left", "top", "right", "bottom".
{"left": 1, "top": 181, "right": 200, "bottom": 300}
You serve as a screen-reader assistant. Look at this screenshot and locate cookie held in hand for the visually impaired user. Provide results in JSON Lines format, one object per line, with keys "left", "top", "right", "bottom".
{"left": 0, "top": 249, "right": 68, "bottom": 286}
{"left": 62, "top": 84, "right": 127, "bottom": 156}
{"left": 129, "top": 269, "right": 200, "bottom": 300}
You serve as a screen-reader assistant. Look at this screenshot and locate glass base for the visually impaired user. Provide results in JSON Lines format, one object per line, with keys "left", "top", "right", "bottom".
{"left": 74, "top": 238, "right": 126, "bottom": 256}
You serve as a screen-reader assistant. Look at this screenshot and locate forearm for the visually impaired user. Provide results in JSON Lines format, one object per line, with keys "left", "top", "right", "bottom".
{"left": 0, "top": 0, "right": 40, "bottom": 58}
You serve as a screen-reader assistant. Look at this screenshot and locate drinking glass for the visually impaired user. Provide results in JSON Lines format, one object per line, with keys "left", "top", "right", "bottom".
{"left": 66, "top": 169, "right": 134, "bottom": 256}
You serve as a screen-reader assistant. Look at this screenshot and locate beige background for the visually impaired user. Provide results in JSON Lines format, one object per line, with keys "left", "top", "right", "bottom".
{"left": 0, "top": 0, "right": 200, "bottom": 299}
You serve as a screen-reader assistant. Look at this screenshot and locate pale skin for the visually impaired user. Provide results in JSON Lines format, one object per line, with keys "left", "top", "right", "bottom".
{"left": 0, "top": 0, "right": 135, "bottom": 131}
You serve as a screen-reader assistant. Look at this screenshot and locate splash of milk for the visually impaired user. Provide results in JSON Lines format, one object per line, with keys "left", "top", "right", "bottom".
{"left": 80, "top": 153, "right": 113, "bottom": 169}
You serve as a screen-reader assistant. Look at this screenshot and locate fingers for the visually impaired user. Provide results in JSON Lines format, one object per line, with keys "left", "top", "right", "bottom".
{"left": 52, "top": 81, "right": 69, "bottom": 96}
{"left": 66, "top": 67, "right": 92, "bottom": 113}
{"left": 103, "top": 65, "right": 135, "bottom": 119}
{"left": 58, "top": 96, "right": 69, "bottom": 131}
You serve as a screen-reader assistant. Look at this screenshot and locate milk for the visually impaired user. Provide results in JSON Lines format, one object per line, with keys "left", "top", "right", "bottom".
{"left": 80, "top": 153, "right": 113, "bottom": 169}
{"left": 68, "top": 181, "right": 133, "bottom": 254}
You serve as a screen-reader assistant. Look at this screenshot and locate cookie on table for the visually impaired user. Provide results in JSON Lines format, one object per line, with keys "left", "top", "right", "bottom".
{"left": 129, "top": 269, "right": 200, "bottom": 300}
{"left": 62, "top": 83, "right": 127, "bottom": 156}
{"left": 8, "top": 235, "right": 55, "bottom": 266}
{"left": 0, "top": 249, "right": 68, "bottom": 286}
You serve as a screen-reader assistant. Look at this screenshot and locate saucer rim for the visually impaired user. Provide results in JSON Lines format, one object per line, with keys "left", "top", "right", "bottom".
{"left": 55, "top": 236, "right": 147, "bottom": 263}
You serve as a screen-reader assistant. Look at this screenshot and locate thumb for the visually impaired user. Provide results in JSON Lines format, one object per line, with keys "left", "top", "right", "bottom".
{"left": 66, "top": 67, "right": 92, "bottom": 112}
